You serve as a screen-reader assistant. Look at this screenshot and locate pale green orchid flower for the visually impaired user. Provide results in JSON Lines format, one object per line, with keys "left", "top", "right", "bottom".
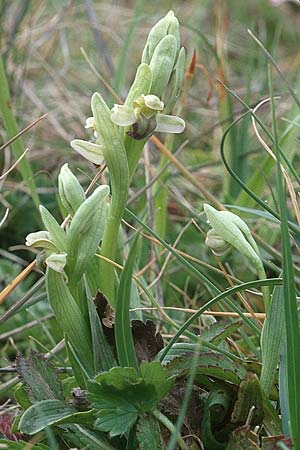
{"left": 111, "top": 94, "right": 185, "bottom": 140}
{"left": 70, "top": 116, "right": 104, "bottom": 165}
{"left": 25, "top": 230, "right": 67, "bottom": 273}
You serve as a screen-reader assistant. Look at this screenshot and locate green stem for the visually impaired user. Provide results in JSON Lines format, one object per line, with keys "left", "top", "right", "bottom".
{"left": 0, "top": 55, "right": 39, "bottom": 209}
{"left": 152, "top": 409, "right": 188, "bottom": 450}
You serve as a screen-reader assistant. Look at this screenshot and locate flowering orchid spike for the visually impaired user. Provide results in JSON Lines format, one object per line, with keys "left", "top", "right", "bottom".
{"left": 70, "top": 139, "right": 104, "bottom": 165}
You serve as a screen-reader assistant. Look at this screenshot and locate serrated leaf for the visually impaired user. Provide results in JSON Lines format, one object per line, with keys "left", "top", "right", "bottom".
{"left": 137, "top": 414, "right": 163, "bottom": 450}
{"left": 16, "top": 351, "right": 64, "bottom": 403}
{"left": 166, "top": 351, "right": 247, "bottom": 385}
{"left": 88, "top": 366, "right": 164, "bottom": 437}
{"left": 94, "top": 405, "right": 137, "bottom": 437}
{"left": 140, "top": 361, "right": 173, "bottom": 401}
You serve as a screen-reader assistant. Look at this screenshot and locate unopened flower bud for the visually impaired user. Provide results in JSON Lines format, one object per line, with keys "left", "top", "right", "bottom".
{"left": 58, "top": 163, "right": 86, "bottom": 216}
{"left": 141, "top": 10, "right": 180, "bottom": 65}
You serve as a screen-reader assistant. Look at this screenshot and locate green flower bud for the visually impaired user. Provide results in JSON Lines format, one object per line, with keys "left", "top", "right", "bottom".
{"left": 163, "top": 47, "right": 186, "bottom": 113}
{"left": 149, "top": 34, "right": 178, "bottom": 97}
{"left": 58, "top": 163, "right": 86, "bottom": 217}
{"left": 204, "top": 204, "right": 261, "bottom": 270}
{"left": 141, "top": 10, "right": 180, "bottom": 65}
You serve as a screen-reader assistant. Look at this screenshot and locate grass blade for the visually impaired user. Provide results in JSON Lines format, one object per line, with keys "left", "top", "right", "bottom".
{"left": 114, "top": 235, "right": 139, "bottom": 370}
{"left": 0, "top": 55, "right": 39, "bottom": 209}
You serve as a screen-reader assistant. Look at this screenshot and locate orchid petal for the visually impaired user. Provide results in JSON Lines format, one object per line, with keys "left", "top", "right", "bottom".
{"left": 155, "top": 114, "right": 185, "bottom": 133}
{"left": 70, "top": 139, "right": 104, "bottom": 165}
{"left": 85, "top": 117, "right": 95, "bottom": 129}
{"left": 25, "top": 231, "right": 58, "bottom": 252}
{"left": 143, "top": 94, "right": 164, "bottom": 111}
{"left": 110, "top": 105, "right": 136, "bottom": 126}
{"left": 45, "top": 253, "right": 67, "bottom": 273}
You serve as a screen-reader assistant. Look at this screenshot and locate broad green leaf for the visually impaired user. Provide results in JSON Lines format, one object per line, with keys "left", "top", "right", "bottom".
{"left": 39, "top": 205, "right": 67, "bottom": 253}
{"left": 46, "top": 269, "right": 93, "bottom": 371}
{"left": 18, "top": 399, "right": 93, "bottom": 435}
{"left": 15, "top": 351, "right": 64, "bottom": 403}
{"left": 137, "top": 414, "right": 163, "bottom": 450}
{"left": 115, "top": 235, "right": 139, "bottom": 369}
{"left": 19, "top": 399, "right": 75, "bottom": 434}
{"left": 66, "top": 184, "right": 108, "bottom": 281}
{"left": 166, "top": 351, "right": 247, "bottom": 385}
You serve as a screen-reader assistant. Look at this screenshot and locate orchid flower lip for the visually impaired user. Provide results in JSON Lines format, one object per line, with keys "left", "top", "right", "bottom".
{"left": 110, "top": 94, "right": 185, "bottom": 136}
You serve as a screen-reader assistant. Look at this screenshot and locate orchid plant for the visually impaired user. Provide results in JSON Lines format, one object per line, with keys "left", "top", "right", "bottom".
{"left": 25, "top": 10, "right": 186, "bottom": 375}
